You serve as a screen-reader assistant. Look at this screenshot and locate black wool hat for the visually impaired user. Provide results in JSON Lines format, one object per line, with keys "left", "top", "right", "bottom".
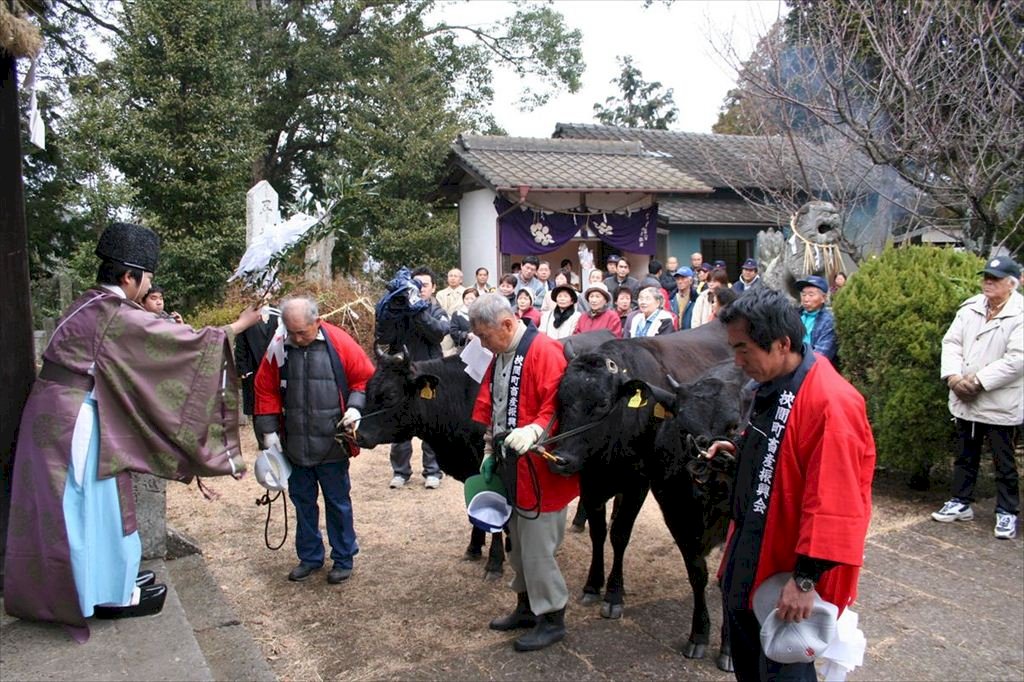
{"left": 95, "top": 222, "right": 160, "bottom": 273}
{"left": 550, "top": 284, "right": 579, "bottom": 305}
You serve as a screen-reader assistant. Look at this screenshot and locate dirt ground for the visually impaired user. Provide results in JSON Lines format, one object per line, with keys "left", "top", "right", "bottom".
{"left": 166, "top": 429, "right": 953, "bottom": 681}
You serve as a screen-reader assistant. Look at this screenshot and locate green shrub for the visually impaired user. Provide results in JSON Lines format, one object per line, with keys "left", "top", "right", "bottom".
{"left": 833, "top": 246, "right": 983, "bottom": 484}
{"left": 189, "top": 282, "right": 260, "bottom": 328}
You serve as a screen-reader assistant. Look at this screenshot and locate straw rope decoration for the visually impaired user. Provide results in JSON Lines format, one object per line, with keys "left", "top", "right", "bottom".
{"left": 789, "top": 214, "right": 844, "bottom": 285}
{"left": 0, "top": 2, "right": 43, "bottom": 58}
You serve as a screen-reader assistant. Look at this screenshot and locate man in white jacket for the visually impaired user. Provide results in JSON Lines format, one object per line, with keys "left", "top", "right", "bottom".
{"left": 934, "top": 255, "right": 1023, "bottom": 539}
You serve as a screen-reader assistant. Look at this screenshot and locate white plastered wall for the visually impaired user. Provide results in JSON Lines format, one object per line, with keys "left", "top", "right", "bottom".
{"left": 459, "top": 188, "right": 499, "bottom": 284}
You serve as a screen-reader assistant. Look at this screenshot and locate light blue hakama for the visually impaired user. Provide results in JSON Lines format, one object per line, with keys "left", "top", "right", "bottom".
{"left": 62, "top": 395, "right": 142, "bottom": 616}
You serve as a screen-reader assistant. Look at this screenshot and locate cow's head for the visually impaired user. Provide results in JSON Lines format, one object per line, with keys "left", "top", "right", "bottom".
{"left": 652, "top": 362, "right": 748, "bottom": 505}
{"left": 354, "top": 349, "right": 439, "bottom": 449}
{"left": 550, "top": 350, "right": 664, "bottom": 475}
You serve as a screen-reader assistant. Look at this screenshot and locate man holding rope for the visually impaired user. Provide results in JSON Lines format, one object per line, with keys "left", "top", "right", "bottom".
{"left": 254, "top": 295, "right": 374, "bottom": 584}
{"left": 470, "top": 294, "right": 579, "bottom": 652}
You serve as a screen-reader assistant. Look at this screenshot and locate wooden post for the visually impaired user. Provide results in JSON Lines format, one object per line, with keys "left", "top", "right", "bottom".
{"left": 0, "top": 47, "right": 38, "bottom": 583}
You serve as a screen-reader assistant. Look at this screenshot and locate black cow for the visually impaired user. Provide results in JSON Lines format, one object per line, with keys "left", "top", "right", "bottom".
{"left": 353, "top": 351, "right": 505, "bottom": 579}
{"left": 636, "top": 360, "right": 749, "bottom": 672}
{"left": 353, "top": 331, "right": 617, "bottom": 579}
{"left": 550, "top": 321, "right": 737, "bottom": 667}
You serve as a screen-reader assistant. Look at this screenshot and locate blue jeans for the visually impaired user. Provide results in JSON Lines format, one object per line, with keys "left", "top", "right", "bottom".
{"left": 287, "top": 459, "right": 358, "bottom": 569}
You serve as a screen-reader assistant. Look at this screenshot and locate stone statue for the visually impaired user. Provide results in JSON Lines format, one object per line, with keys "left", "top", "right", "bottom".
{"left": 761, "top": 201, "right": 844, "bottom": 299}
{"left": 756, "top": 227, "right": 785, "bottom": 270}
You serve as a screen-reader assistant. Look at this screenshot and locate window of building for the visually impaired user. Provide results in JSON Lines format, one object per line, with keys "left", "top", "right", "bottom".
{"left": 700, "top": 238, "right": 754, "bottom": 281}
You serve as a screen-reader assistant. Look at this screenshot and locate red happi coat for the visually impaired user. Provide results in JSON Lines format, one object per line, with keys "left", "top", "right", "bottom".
{"left": 472, "top": 332, "right": 579, "bottom": 512}
{"left": 724, "top": 357, "right": 876, "bottom": 614}
{"left": 253, "top": 321, "right": 374, "bottom": 457}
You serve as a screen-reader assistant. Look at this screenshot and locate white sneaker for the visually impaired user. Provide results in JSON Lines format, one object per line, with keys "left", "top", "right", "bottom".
{"left": 931, "top": 499, "right": 974, "bottom": 522}
{"left": 424, "top": 475, "right": 442, "bottom": 490}
{"left": 994, "top": 512, "right": 1018, "bottom": 539}
{"left": 389, "top": 475, "right": 407, "bottom": 489}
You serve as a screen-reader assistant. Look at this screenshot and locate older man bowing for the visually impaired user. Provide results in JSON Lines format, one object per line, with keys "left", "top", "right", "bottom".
{"left": 255, "top": 296, "right": 375, "bottom": 584}
{"left": 709, "top": 288, "right": 875, "bottom": 682}
{"left": 470, "top": 294, "right": 579, "bottom": 652}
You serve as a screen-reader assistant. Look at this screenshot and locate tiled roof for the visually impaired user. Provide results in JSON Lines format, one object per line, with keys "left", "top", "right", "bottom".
{"left": 554, "top": 123, "right": 800, "bottom": 189}
{"left": 449, "top": 134, "right": 712, "bottom": 194}
{"left": 659, "top": 195, "right": 784, "bottom": 225}
{"left": 552, "top": 123, "right": 929, "bottom": 207}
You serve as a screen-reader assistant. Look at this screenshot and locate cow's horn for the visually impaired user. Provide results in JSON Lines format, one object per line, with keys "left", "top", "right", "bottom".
{"left": 605, "top": 358, "right": 618, "bottom": 373}
{"left": 666, "top": 373, "right": 680, "bottom": 390}
{"left": 374, "top": 343, "right": 387, "bottom": 359}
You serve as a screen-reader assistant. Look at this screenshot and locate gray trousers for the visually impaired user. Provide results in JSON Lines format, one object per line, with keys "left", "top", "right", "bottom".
{"left": 507, "top": 509, "right": 569, "bottom": 615}
{"left": 390, "top": 439, "right": 441, "bottom": 479}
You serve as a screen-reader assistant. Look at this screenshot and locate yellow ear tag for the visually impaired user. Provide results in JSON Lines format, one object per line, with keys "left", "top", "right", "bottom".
{"left": 627, "top": 388, "right": 647, "bottom": 409}
{"left": 653, "top": 403, "right": 666, "bottom": 419}
{"left": 419, "top": 386, "right": 436, "bottom": 400}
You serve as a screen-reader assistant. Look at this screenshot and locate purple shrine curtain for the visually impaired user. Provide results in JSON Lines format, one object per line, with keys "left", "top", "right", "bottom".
{"left": 495, "top": 196, "right": 657, "bottom": 256}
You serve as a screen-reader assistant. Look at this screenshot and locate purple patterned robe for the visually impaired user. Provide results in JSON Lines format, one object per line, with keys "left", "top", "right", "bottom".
{"left": 4, "top": 289, "right": 245, "bottom": 638}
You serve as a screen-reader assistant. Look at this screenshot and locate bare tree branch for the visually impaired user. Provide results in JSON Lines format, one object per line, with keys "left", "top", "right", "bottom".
{"left": 51, "top": 0, "right": 126, "bottom": 38}
{"left": 709, "top": 1, "right": 1024, "bottom": 255}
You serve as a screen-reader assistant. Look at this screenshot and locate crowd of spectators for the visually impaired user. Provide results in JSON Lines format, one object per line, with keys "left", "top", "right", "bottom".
{"left": 420, "top": 251, "right": 856, "bottom": 352}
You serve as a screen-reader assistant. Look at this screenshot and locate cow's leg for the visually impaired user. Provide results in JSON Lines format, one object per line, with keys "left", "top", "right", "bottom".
{"left": 678, "top": 545, "right": 711, "bottom": 660}
{"left": 655, "top": 488, "right": 714, "bottom": 660}
{"left": 483, "top": 531, "right": 505, "bottom": 580}
{"left": 570, "top": 503, "right": 587, "bottom": 532}
{"left": 464, "top": 525, "right": 485, "bottom": 561}
{"left": 600, "top": 484, "right": 648, "bottom": 619}
{"left": 580, "top": 497, "right": 608, "bottom": 606}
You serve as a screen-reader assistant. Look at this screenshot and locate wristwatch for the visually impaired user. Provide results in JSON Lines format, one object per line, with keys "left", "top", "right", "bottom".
{"left": 794, "top": 575, "right": 816, "bottom": 593}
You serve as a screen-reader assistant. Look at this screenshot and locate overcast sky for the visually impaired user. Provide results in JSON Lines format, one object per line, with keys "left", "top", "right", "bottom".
{"left": 433, "top": 0, "right": 787, "bottom": 138}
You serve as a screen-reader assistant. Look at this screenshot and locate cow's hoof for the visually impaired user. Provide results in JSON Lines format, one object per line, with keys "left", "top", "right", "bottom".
{"left": 580, "top": 592, "right": 602, "bottom": 606}
{"left": 463, "top": 550, "right": 482, "bottom": 562}
{"left": 570, "top": 522, "right": 586, "bottom": 533}
{"left": 681, "top": 641, "right": 706, "bottom": 659}
{"left": 483, "top": 569, "right": 503, "bottom": 582}
{"left": 716, "top": 653, "right": 734, "bottom": 672}
{"left": 600, "top": 601, "right": 623, "bottom": 619}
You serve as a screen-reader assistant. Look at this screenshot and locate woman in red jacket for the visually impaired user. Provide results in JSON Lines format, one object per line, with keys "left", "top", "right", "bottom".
{"left": 573, "top": 283, "right": 622, "bottom": 337}
{"left": 515, "top": 288, "right": 542, "bottom": 328}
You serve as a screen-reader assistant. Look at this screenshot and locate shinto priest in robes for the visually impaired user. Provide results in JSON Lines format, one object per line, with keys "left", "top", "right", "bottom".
{"left": 4, "top": 222, "right": 246, "bottom": 641}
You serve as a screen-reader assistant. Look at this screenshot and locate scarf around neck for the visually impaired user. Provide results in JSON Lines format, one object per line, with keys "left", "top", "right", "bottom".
{"left": 552, "top": 305, "right": 574, "bottom": 329}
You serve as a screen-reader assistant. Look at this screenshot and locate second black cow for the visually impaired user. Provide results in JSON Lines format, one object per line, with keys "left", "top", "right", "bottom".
{"left": 549, "top": 321, "right": 743, "bottom": 670}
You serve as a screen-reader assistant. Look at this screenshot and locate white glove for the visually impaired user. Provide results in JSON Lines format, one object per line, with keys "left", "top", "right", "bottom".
{"left": 341, "top": 407, "right": 361, "bottom": 430}
{"left": 504, "top": 424, "right": 543, "bottom": 455}
{"left": 263, "top": 432, "right": 281, "bottom": 452}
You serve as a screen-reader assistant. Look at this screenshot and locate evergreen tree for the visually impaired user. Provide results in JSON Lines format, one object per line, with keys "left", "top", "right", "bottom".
{"left": 22, "top": 1, "right": 585, "bottom": 310}
{"left": 833, "top": 246, "right": 983, "bottom": 487}
{"left": 593, "top": 55, "right": 677, "bottom": 129}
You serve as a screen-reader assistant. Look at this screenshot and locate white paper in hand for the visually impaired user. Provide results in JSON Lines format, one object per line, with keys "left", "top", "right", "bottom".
{"left": 460, "top": 335, "right": 494, "bottom": 383}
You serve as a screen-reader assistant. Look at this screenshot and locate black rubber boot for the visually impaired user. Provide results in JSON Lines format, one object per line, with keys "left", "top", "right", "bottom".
{"left": 489, "top": 592, "right": 537, "bottom": 631}
{"left": 513, "top": 607, "right": 566, "bottom": 651}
